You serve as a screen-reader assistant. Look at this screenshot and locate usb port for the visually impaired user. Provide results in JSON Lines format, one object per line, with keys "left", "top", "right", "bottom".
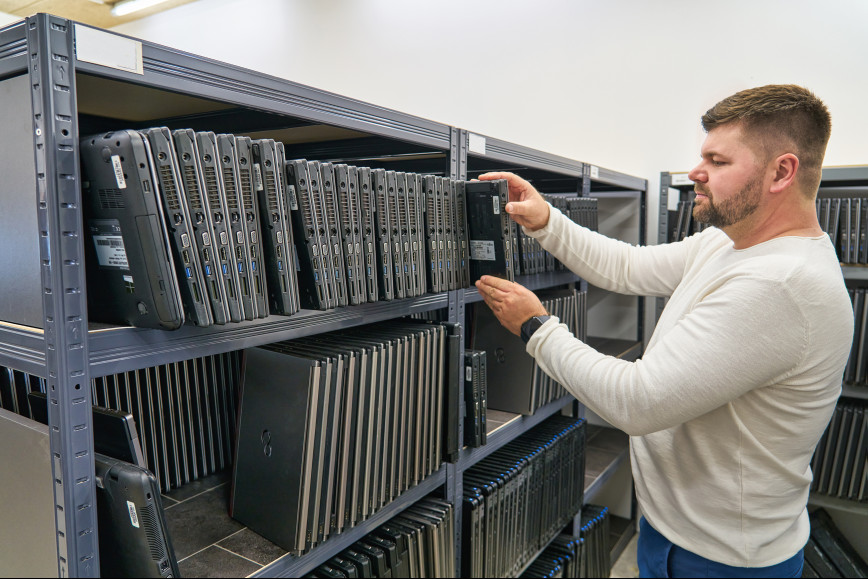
{"left": 222, "top": 264, "right": 228, "bottom": 275}
{"left": 276, "top": 245, "right": 282, "bottom": 259}
{"left": 185, "top": 267, "right": 192, "bottom": 279}
{"left": 220, "top": 246, "right": 227, "bottom": 262}
{"left": 182, "top": 249, "right": 191, "bottom": 265}
{"left": 251, "top": 260, "right": 257, "bottom": 272}
{"left": 236, "top": 246, "right": 243, "bottom": 260}
{"left": 205, "top": 264, "right": 212, "bottom": 276}
{"left": 203, "top": 248, "right": 211, "bottom": 263}
{"left": 277, "top": 260, "right": 283, "bottom": 271}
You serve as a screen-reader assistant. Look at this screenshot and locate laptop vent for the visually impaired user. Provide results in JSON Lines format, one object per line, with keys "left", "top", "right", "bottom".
{"left": 239, "top": 168, "right": 254, "bottom": 211}
{"left": 139, "top": 503, "right": 167, "bottom": 563}
{"left": 264, "top": 169, "right": 278, "bottom": 212}
{"left": 203, "top": 166, "right": 221, "bottom": 209}
{"left": 98, "top": 188, "right": 125, "bottom": 209}
{"left": 158, "top": 166, "right": 180, "bottom": 211}
{"left": 182, "top": 166, "right": 202, "bottom": 210}
{"left": 222, "top": 167, "right": 239, "bottom": 211}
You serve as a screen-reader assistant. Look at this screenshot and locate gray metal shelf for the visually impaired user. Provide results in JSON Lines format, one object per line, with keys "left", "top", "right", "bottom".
{"left": 0, "top": 14, "right": 648, "bottom": 577}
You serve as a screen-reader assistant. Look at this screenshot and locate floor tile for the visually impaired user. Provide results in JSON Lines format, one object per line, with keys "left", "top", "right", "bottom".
{"left": 164, "top": 482, "right": 244, "bottom": 560}
{"left": 218, "top": 528, "right": 288, "bottom": 567}
{"left": 178, "top": 545, "right": 261, "bottom": 578}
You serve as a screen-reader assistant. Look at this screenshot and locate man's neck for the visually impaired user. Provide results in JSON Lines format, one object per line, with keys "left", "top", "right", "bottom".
{"left": 722, "top": 204, "right": 823, "bottom": 250}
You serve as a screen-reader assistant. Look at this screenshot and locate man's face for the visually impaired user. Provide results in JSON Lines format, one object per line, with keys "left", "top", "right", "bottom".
{"left": 688, "top": 124, "right": 767, "bottom": 228}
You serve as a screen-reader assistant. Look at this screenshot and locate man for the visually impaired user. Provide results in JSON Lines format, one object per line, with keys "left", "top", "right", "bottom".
{"left": 475, "top": 85, "right": 853, "bottom": 578}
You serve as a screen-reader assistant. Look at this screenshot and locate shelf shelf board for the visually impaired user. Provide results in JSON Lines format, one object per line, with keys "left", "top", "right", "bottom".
{"left": 842, "top": 265, "right": 868, "bottom": 280}
{"left": 463, "top": 271, "right": 580, "bottom": 304}
{"left": 808, "top": 493, "right": 868, "bottom": 516}
{"left": 584, "top": 425, "right": 630, "bottom": 505}
{"left": 842, "top": 384, "right": 868, "bottom": 400}
{"left": 254, "top": 467, "right": 448, "bottom": 578}
{"left": 85, "top": 292, "right": 449, "bottom": 376}
{"left": 459, "top": 396, "right": 575, "bottom": 469}
{"left": 587, "top": 337, "right": 643, "bottom": 362}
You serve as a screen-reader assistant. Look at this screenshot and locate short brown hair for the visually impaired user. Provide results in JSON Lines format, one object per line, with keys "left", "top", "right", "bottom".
{"left": 702, "top": 84, "right": 831, "bottom": 196}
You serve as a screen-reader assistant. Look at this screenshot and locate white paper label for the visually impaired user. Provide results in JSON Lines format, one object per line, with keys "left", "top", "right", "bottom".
{"left": 469, "top": 240, "right": 496, "bottom": 261}
{"left": 492, "top": 196, "right": 500, "bottom": 215}
{"left": 126, "top": 500, "right": 140, "bottom": 528}
{"left": 668, "top": 188, "right": 681, "bottom": 211}
{"left": 590, "top": 165, "right": 600, "bottom": 179}
{"left": 670, "top": 173, "right": 693, "bottom": 186}
{"left": 111, "top": 155, "right": 126, "bottom": 189}
{"left": 468, "top": 133, "right": 486, "bottom": 155}
{"left": 75, "top": 24, "right": 144, "bottom": 75}
{"left": 253, "top": 163, "right": 264, "bottom": 192}
{"left": 93, "top": 234, "right": 130, "bottom": 269}
{"left": 287, "top": 184, "right": 299, "bottom": 210}
{"left": 465, "top": 366, "right": 472, "bottom": 382}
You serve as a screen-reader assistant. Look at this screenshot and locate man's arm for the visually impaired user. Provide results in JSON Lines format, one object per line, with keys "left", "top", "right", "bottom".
{"left": 480, "top": 171, "right": 698, "bottom": 297}
{"left": 527, "top": 275, "right": 808, "bottom": 436}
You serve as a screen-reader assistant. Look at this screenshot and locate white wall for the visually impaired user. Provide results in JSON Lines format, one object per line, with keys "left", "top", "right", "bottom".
{"left": 112, "top": 0, "right": 868, "bottom": 231}
{"left": 0, "top": 11, "right": 22, "bottom": 27}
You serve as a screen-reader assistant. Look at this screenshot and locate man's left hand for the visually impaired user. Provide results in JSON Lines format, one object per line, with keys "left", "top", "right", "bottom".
{"left": 475, "top": 275, "right": 548, "bottom": 336}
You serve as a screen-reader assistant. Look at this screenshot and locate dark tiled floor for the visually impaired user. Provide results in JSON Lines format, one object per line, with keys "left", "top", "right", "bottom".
{"left": 162, "top": 471, "right": 288, "bottom": 578}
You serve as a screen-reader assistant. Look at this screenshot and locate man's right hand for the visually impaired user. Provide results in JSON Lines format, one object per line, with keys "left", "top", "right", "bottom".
{"left": 477, "top": 171, "right": 550, "bottom": 231}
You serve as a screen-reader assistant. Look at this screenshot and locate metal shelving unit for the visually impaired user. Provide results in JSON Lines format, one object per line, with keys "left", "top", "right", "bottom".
{"left": 0, "top": 14, "right": 647, "bottom": 577}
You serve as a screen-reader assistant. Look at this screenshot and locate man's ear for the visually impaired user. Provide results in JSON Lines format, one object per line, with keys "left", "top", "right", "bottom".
{"left": 769, "top": 153, "right": 799, "bottom": 194}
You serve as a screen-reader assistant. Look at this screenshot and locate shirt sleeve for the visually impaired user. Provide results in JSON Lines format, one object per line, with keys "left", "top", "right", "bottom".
{"left": 525, "top": 205, "right": 709, "bottom": 297}
{"left": 526, "top": 275, "right": 809, "bottom": 436}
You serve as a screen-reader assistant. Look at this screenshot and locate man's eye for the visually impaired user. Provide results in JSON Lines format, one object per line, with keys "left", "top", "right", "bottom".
{"left": 712, "top": 160, "right": 725, "bottom": 167}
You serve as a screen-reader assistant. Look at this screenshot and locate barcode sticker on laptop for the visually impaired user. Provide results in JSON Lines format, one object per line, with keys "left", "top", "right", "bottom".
{"left": 126, "top": 501, "right": 140, "bottom": 528}
{"left": 470, "top": 240, "right": 496, "bottom": 261}
{"left": 111, "top": 155, "right": 126, "bottom": 189}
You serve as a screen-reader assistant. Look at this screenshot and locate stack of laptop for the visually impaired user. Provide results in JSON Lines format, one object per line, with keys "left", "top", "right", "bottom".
{"left": 463, "top": 349, "right": 488, "bottom": 448}
{"left": 578, "top": 504, "right": 611, "bottom": 578}
{"left": 231, "top": 320, "right": 453, "bottom": 555}
{"left": 462, "top": 415, "right": 586, "bottom": 578}
{"left": 308, "top": 497, "right": 455, "bottom": 578}
{"left": 810, "top": 397, "right": 866, "bottom": 502}
{"left": 519, "top": 534, "right": 584, "bottom": 579}
{"left": 803, "top": 508, "right": 868, "bottom": 578}
{"left": 80, "top": 129, "right": 300, "bottom": 329}
{"left": 471, "top": 288, "right": 587, "bottom": 415}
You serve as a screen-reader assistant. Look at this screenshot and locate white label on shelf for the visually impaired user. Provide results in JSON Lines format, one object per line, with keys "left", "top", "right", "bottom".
{"left": 670, "top": 173, "right": 693, "bottom": 186}
{"left": 469, "top": 240, "right": 496, "bottom": 261}
{"left": 590, "top": 165, "right": 600, "bottom": 179}
{"left": 668, "top": 188, "right": 680, "bottom": 211}
{"left": 126, "top": 501, "right": 140, "bottom": 528}
{"left": 468, "top": 133, "right": 486, "bottom": 155}
{"left": 75, "top": 24, "right": 144, "bottom": 75}
{"left": 466, "top": 366, "right": 472, "bottom": 382}
{"left": 93, "top": 234, "right": 129, "bottom": 269}
{"left": 110, "top": 155, "right": 126, "bottom": 189}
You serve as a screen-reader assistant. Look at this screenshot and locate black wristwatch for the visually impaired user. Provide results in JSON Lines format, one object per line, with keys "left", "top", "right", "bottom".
{"left": 520, "top": 315, "right": 552, "bottom": 344}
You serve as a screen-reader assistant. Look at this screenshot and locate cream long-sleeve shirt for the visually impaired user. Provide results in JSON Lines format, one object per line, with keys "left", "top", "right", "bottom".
{"left": 524, "top": 206, "right": 853, "bottom": 567}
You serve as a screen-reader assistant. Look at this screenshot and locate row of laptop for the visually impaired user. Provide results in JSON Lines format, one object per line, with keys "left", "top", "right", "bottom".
{"left": 80, "top": 129, "right": 519, "bottom": 330}
{"left": 462, "top": 415, "right": 586, "bottom": 578}
{"left": 303, "top": 497, "right": 455, "bottom": 579}
{"left": 230, "top": 320, "right": 456, "bottom": 555}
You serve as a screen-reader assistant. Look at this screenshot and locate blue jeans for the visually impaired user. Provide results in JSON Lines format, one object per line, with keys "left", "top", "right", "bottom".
{"left": 637, "top": 517, "right": 804, "bottom": 578}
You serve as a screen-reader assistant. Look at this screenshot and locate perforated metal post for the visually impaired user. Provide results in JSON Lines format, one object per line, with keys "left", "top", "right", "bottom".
{"left": 444, "top": 126, "right": 468, "bottom": 575}
{"left": 27, "top": 14, "right": 98, "bottom": 577}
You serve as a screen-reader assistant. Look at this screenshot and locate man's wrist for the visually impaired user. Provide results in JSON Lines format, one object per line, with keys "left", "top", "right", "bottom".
{"left": 520, "top": 314, "right": 552, "bottom": 344}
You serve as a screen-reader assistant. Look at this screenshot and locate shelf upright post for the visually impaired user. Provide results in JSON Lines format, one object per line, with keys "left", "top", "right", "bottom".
{"left": 26, "top": 13, "right": 98, "bottom": 577}
{"left": 581, "top": 164, "right": 591, "bottom": 197}
{"left": 443, "top": 126, "right": 468, "bottom": 574}
{"left": 656, "top": 172, "right": 673, "bottom": 325}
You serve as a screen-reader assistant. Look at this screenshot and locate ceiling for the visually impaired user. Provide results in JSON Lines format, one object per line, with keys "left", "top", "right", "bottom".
{"left": 0, "top": 0, "right": 201, "bottom": 29}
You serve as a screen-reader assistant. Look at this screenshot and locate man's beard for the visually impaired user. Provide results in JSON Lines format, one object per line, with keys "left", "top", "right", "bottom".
{"left": 693, "top": 174, "right": 763, "bottom": 228}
